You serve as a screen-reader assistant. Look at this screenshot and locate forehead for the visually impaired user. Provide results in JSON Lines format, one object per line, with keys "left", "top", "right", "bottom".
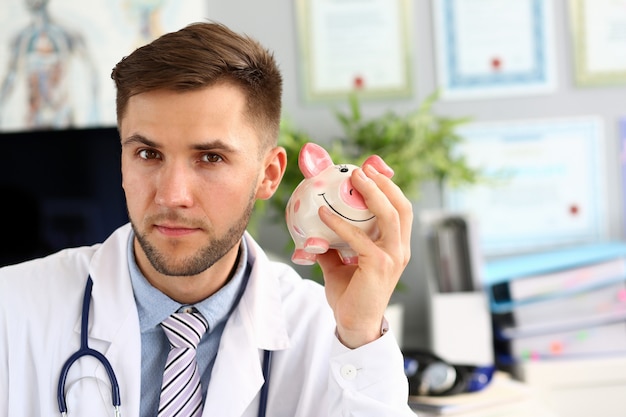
{"left": 120, "top": 85, "right": 259, "bottom": 150}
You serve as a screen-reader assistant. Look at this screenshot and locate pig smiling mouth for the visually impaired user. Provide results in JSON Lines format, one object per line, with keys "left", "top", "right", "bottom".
{"left": 319, "top": 193, "right": 375, "bottom": 222}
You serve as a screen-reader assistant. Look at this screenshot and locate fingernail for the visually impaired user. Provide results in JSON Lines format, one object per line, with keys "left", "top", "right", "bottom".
{"left": 357, "top": 167, "right": 372, "bottom": 181}
{"left": 364, "top": 164, "right": 378, "bottom": 176}
{"left": 370, "top": 158, "right": 394, "bottom": 178}
{"left": 382, "top": 162, "right": 394, "bottom": 178}
{"left": 320, "top": 205, "right": 333, "bottom": 215}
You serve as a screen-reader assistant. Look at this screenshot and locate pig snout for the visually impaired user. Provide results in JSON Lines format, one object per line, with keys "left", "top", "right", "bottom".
{"left": 339, "top": 178, "right": 367, "bottom": 210}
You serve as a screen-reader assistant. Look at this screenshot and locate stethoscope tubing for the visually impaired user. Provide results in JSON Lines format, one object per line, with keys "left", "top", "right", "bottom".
{"left": 56, "top": 276, "right": 121, "bottom": 416}
{"left": 258, "top": 349, "right": 273, "bottom": 417}
{"left": 55, "top": 275, "right": 272, "bottom": 417}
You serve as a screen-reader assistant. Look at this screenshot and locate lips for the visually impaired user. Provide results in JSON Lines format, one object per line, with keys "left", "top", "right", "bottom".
{"left": 155, "top": 224, "right": 200, "bottom": 237}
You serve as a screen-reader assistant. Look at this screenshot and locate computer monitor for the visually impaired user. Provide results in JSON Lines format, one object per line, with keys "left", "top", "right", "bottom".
{"left": 0, "top": 126, "right": 128, "bottom": 266}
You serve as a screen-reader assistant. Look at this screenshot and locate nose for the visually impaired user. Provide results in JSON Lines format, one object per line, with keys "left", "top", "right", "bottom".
{"left": 340, "top": 178, "right": 367, "bottom": 210}
{"left": 154, "top": 161, "right": 194, "bottom": 208}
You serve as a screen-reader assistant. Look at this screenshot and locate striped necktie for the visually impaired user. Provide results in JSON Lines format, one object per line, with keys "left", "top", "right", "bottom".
{"left": 158, "top": 311, "right": 208, "bottom": 417}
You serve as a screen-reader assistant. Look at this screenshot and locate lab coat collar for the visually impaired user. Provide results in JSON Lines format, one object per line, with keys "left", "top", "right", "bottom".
{"left": 75, "top": 227, "right": 291, "bottom": 347}
{"left": 86, "top": 224, "right": 139, "bottom": 343}
{"left": 239, "top": 232, "right": 291, "bottom": 351}
{"left": 202, "top": 232, "right": 291, "bottom": 417}
{"left": 72, "top": 224, "right": 142, "bottom": 417}
{"left": 70, "top": 226, "right": 293, "bottom": 417}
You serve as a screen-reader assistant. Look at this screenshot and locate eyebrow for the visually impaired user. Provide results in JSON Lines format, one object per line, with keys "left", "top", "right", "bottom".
{"left": 122, "top": 134, "right": 238, "bottom": 153}
{"left": 191, "top": 139, "right": 238, "bottom": 153}
{"left": 121, "top": 134, "right": 157, "bottom": 148}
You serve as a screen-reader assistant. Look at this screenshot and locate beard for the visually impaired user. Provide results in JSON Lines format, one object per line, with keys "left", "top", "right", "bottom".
{"left": 131, "top": 195, "right": 255, "bottom": 277}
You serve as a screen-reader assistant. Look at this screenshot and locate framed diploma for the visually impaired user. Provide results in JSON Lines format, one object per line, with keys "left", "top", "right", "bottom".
{"left": 432, "top": 0, "right": 557, "bottom": 100}
{"left": 295, "top": 0, "right": 412, "bottom": 101}
{"left": 570, "top": 0, "right": 626, "bottom": 86}
{"left": 445, "top": 117, "right": 607, "bottom": 256}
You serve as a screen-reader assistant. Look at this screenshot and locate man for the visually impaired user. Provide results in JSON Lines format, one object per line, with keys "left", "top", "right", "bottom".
{"left": 0, "top": 22, "right": 415, "bottom": 416}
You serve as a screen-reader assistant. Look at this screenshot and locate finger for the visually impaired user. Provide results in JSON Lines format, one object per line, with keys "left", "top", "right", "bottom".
{"left": 361, "top": 164, "right": 413, "bottom": 231}
{"left": 353, "top": 165, "right": 413, "bottom": 258}
{"left": 316, "top": 249, "right": 356, "bottom": 288}
{"left": 318, "top": 205, "right": 378, "bottom": 257}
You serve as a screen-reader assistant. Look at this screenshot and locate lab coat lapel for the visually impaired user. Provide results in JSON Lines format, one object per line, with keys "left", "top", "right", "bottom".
{"left": 71, "top": 225, "right": 142, "bottom": 417}
{"left": 202, "top": 234, "right": 290, "bottom": 417}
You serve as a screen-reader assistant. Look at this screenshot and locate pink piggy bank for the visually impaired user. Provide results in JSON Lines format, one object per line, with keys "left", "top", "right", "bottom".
{"left": 285, "top": 142, "right": 394, "bottom": 265}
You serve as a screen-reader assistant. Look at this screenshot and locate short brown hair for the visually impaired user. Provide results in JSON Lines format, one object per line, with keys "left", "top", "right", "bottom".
{"left": 111, "top": 22, "right": 283, "bottom": 148}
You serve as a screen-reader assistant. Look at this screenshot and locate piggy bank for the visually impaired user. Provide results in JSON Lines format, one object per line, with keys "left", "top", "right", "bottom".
{"left": 285, "top": 142, "right": 394, "bottom": 265}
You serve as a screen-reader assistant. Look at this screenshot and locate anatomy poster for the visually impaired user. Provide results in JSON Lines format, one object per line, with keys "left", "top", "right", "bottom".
{"left": 0, "top": 0, "right": 206, "bottom": 132}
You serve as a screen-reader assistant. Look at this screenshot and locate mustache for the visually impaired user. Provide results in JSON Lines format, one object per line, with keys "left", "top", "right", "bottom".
{"left": 146, "top": 211, "right": 208, "bottom": 229}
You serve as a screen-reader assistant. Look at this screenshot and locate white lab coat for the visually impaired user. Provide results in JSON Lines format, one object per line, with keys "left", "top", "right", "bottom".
{"left": 0, "top": 224, "right": 414, "bottom": 417}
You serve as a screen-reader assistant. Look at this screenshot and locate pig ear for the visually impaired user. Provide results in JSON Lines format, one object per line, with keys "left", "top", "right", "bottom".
{"left": 362, "top": 155, "right": 394, "bottom": 178}
{"left": 298, "top": 142, "right": 334, "bottom": 178}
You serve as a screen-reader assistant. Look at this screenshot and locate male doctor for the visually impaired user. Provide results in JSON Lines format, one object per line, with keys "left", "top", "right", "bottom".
{"left": 0, "top": 22, "right": 415, "bottom": 416}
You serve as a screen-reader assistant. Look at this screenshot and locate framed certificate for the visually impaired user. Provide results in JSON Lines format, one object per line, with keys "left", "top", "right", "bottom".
{"left": 432, "top": 0, "right": 556, "bottom": 100}
{"left": 570, "top": 0, "right": 626, "bottom": 86}
{"left": 295, "top": 0, "right": 412, "bottom": 101}
{"left": 445, "top": 117, "right": 607, "bottom": 256}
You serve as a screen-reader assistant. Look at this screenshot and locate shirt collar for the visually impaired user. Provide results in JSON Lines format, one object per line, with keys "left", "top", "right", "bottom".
{"left": 127, "top": 231, "right": 250, "bottom": 334}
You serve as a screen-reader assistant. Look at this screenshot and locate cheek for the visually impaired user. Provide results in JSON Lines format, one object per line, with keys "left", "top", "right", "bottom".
{"left": 203, "top": 171, "right": 259, "bottom": 207}
{"left": 311, "top": 181, "right": 326, "bottom": 203}
{"left": 122, "top": 166, "right": 145, "bottom": 192}
{"left": 122, "top": 176, "right": 150, "bottom": 218}
{"left": 121, "top": 155, "right": 140, "bottom": 190}
{"left": 121, "top": 163, "right": 156, "bottom": 209}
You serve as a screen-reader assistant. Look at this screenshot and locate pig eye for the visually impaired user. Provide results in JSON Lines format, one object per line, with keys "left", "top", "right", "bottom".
{"left": 340, "top": 167, "right": 349, "bottom": 173}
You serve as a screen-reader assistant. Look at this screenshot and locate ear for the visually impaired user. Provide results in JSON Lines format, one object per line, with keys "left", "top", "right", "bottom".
{"left": 299, "top": 142, "right": 334, "bottom": 178}
{"left": 362, "top": 155, "right": 394, "bottom": 178}
{"left": 256, "top": 146, "right": 287, "bottom": 200}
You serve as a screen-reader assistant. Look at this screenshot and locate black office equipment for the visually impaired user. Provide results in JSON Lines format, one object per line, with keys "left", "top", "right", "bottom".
{"left": 0, "top": 126, "right": 128, "bottom": 266}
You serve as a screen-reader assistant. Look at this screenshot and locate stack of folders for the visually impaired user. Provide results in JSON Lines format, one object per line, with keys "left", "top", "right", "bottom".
{"left": 483, "top": 241, "right": 626, "bottom": 367}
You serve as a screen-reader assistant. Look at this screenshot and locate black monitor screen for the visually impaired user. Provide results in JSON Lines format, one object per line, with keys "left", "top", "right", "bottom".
{"left": 1, "top": 127, "right": 128, "bottom": 267}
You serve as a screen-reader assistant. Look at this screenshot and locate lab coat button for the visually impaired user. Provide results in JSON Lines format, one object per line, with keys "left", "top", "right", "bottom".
{"left": 340, "top": 364, "right": 358, "bottom": 380}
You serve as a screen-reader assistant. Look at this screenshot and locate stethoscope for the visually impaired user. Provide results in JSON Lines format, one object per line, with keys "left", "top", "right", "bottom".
{"left": 56, "top": 276, "right": 273, "bottom": 417}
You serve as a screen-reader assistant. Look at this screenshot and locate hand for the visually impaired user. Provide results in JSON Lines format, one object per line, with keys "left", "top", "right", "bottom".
{"left": 316, "top": 162, "right": 413, "bottom": 348}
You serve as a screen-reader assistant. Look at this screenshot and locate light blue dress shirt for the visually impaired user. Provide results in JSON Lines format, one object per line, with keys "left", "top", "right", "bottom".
{"left": 127, "top": 232, "right": 251, "bottom": 417}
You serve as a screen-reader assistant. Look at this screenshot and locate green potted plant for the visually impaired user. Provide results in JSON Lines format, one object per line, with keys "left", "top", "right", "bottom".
{"left": 250, "top": 89, "right": 484, "bottom": 285}
{"left": 248, "top": 92, "right": 484, "bottom": 345}
{"left": 253, "top": 89, "right": 482, "bottom": 230}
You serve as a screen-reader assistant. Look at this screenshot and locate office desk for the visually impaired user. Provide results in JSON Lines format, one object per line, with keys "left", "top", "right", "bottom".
{"left": 409, "top": 372, "right": 556, "bottom": 416}
{"left": 517, "top": 355, "right": 626, "bottom": 417}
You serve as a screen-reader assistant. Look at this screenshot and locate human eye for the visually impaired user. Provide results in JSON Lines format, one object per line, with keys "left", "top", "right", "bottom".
{"left": 137, "top": 149, "right": 161, "bottom": 160}
{"left": 200, "top": 153, "right": 224, "bottom": 164}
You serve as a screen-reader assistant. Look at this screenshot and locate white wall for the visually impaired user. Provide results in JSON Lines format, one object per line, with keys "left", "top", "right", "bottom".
{"left": 206, "top": 0, "right": 626, "bottom": 350}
